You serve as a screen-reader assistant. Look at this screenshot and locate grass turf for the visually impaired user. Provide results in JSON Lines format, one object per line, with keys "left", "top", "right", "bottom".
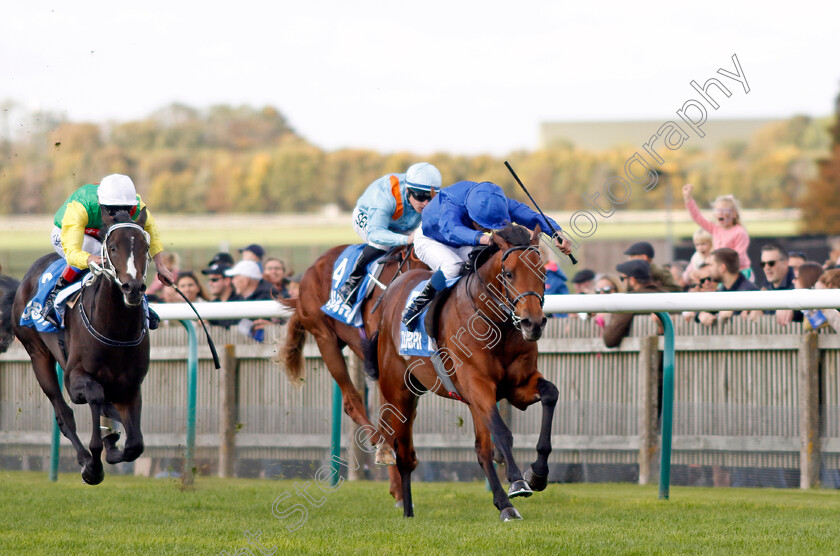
{"left": 1, "top": 472, "right": 840, "bottom": 554}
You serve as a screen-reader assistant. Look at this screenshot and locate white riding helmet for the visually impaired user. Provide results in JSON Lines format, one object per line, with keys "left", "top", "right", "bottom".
{"left": 98, "top": 174, "right": 139, "bottom": 206}
{"left": 405, "top": 163, "right": 442, "bottom": 193}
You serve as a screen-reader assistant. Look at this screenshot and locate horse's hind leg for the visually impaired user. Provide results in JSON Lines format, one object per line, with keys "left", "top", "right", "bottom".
{"left": 68, "top": 369, "right": 105, "bottom": 485}
{"left": 27, "top": 350, "right": 91, "bottom": 468}
{"left": 312, "top": 331, "right": 395, "bottom": 464}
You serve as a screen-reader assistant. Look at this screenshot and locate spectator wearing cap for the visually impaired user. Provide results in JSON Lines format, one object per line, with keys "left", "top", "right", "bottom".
{"left": 226, "top": 260, "right": 279, "bottom": 341}
{"left": 603, "top": 260, "right": 665, "bottom": 348}
{"left": 239, "top": 244, "right": 265, "bottom": 269}
{"left": 624, "top": 241, "right": 681, "bottom": 292}
{"left": 202, "top": 262, "right": 242, "bottom": 329}
{"left": 208, "top": 252, "right": 235, "bottom": 268}
{"left": 226, "top": 260, "right": 276, "bottom": 301}
{"left": 571, "top": 269, "right": 596, "bottom": 294}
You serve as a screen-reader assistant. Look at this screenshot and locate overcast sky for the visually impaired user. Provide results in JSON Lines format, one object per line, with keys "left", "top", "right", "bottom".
{"left": 2, "top": 2, "right": 838, "bottom": 155}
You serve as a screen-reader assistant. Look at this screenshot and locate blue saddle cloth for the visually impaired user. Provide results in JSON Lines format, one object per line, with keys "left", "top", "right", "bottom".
{"left": 19, "top": 259, "right": 84, "bottom": 333}
{"left": 321, "top": 245, "right": 383, "bottom": 327}
{"left": 398, "top": 276, "right": 460, "bottom": 358}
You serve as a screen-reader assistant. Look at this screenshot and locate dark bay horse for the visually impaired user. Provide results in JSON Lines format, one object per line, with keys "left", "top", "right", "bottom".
{"left": 9, "top": 210, "right": 152, "bottom": 484}
{"left": 369, "top": 224, "right": 559, "bottom": 521}
{"left": 0, "top": 273, "right": 21, "bottom": 354}
{"left": 279, "top": 244, "right": 426, "bottom": 502}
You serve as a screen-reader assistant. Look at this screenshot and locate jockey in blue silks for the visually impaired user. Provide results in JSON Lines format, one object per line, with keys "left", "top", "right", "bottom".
{"left": 402, "top": 180, "right": 573, "bottom": 330}
{"left": 338, "top": 162, "right": 442, "bottom": 305}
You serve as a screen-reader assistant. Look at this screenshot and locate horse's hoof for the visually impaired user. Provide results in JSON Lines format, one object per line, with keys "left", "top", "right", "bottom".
{"left": 508, "top": 480, "right": 533, "bottom": 498}
{"left": 523, "top": 467, "right": 548, "bottom": 492}
{"left": 500, "top": 507, "right": 523, "bottom": 522}
{"left": 81, "top": 465, "right": 104, "bottom": 485}
{"left": 375, "top": 443, "right": 397, "bottom": 466}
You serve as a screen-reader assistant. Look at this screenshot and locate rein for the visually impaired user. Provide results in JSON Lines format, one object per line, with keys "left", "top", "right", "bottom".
{"left": 466, "top": 244, "right": 544, "bottom": 330}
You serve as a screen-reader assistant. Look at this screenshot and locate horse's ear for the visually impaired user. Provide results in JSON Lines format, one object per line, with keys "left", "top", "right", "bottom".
{"left": 491, "top": 231, "right": 512, "bottom": 251}
{"left": 531, "top": 224, "right": 542, "bottom": 245}
{"left": 135, "top": 206, "right": 147, "bottom": 228}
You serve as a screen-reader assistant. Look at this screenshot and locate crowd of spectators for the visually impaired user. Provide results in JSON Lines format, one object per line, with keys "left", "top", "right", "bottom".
{"left": 147, "top": 243, "right": 300, "bottom": 342}
{"left": 537, "top": 183, "right": 840, "bottom": 347}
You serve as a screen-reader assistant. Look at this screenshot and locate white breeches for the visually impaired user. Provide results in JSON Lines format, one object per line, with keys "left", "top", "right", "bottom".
{"left": 50, "top": 226, "right": 101, "bottom": 265}
{"left": 413, "top": 225, "right": 474, "bottom": 279}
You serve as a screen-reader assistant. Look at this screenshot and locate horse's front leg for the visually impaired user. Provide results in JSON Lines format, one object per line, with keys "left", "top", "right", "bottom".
{"left": 511, "top": 376, "right": 558, "bottom": 492}
{"left": 68, "top": 369, "right": 105, "bottom": 485}
{"left": 471, "top": 411, "right": 522, "bottom": 521}
{"left": 112, "top": 390, "right": 145, "bottom": 462}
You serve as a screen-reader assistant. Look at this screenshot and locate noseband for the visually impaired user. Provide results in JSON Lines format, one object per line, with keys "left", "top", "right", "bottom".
{"left": 469, "top": 245, "right": 544, "bottom": 329}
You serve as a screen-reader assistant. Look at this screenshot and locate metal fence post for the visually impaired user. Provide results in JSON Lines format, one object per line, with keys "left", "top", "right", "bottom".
{"left": 49, "top": 363, "right": 63, "bottom": 482}
{"left": 180, "top": 320, "right": 198, "bottom": 485}
{"left": 656, "top": 312, "right": 675, "bottom": 500}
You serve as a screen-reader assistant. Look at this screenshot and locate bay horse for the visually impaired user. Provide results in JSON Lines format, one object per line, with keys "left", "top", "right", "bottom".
{"left": 368, "top": 224, "right": 559, "bottom": 521}
{"left": 279, "top": 244, "right": 426, "bottom": 503}
{"left": 9, "top": 210, "right": 152, "bottom": 484}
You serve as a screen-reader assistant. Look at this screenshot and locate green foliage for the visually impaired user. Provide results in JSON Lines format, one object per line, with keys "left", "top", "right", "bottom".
{"left": 0, "top": 102, "right": 829, "bottom": 216}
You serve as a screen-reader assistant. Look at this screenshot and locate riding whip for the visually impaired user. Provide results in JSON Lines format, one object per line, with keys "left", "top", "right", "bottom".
{"left": 160, "top": 275, "right": 222, "bottom": 369}
{"left": 504, "top": 161, "right": 578, "bottom": 265}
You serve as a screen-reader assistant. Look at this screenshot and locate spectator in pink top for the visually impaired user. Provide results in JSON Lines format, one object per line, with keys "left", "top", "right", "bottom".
{"left": 683, "top": 184, "right": 752, "bottom": 278}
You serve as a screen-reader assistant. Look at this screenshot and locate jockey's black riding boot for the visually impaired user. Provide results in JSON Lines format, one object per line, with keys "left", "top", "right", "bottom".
{"left": 42, "top": 276, "right": 70, "bottom": 327}
{"left": 147, "top": 306, "right": 160, "bottom": 330}
{"left": 337, "top": 245, "right": 386, "bottom": 306}
{"left": 402, "top": 271, "right": 447, "bottom": 332}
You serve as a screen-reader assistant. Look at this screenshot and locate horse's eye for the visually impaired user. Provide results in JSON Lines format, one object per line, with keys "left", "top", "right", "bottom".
{"left": 504, "top": 270, "right": 513, "bottom": 279}
{"left": 109, "top": 245, "right": 117, "bottom": 253}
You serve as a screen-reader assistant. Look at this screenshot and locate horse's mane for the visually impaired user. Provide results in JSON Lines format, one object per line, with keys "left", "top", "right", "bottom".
{"left": 462, "top": 223, "right": 532, "bottom": 277}
{"left": 495, "top": 223, "right": 531, "bottom": 247}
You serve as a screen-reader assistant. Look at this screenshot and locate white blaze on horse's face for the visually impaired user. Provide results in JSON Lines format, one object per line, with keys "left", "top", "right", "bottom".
{"left": 126, "top": 237, "right": 137, "bottom": 280}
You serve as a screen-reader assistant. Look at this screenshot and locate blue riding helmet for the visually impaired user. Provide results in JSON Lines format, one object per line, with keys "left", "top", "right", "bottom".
{"left": 404, "top": 162, "right": 442, "bottom": 193}
{"left": 465, "top": 182, "right": 510, "bottom": 230}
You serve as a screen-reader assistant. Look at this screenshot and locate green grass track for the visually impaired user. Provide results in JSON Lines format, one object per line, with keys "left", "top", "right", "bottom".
{"left": 2, "top": 472, "right": 839, "bottom": 554}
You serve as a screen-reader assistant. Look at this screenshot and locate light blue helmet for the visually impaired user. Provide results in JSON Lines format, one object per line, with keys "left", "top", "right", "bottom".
{"left": 465, "top": 182, "right": 510, "bottom": 230}
{"left": 405, "top": 163, "right": 442, "bottom": 193}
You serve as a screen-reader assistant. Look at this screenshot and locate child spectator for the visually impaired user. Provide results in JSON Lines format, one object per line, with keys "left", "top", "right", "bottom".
{"left": 683, "top": 184, "right": 751, "bottom": 276}
{"left": 683, "top": 228, "right": 713, "bottom": 284}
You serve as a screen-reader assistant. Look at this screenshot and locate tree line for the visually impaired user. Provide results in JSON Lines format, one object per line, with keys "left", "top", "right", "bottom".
{"left": 0, "top": 101, "right": 833, "bottom": 223}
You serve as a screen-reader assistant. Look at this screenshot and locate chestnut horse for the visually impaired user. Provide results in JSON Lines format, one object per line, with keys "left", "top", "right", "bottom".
{"left": 279, "top": 244, "right": 427, "bottom": 503}
{"left": 9, "top": 210, "right": 152, "bottom": 484}
{"left": 368, "top": 224, "right": 559, "bottom": 521}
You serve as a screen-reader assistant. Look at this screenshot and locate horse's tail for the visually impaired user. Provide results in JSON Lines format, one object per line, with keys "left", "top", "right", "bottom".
{"left": 362, "top": 331, "right": 379, "bottom": 381}
{"left": 278, "top": 298, "right": 307, "bottom": 386}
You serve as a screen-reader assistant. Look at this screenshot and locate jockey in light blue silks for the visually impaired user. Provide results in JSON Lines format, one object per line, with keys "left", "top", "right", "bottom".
{"left": 337, "top": 162, "right": 443, "bottom": 306}
{"left": 402, "top": 180, "right": 573, "bottom": 330}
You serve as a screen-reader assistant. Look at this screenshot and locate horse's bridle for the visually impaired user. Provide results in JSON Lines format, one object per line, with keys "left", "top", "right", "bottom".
{"left": 79, "top": 222, "right": 150, "bottom": 347}
{"left": 87, "top": 222, "right": 151, "bottom": 287}
{"left": 469, "top": 245, "right": 544, "bottom": 329}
